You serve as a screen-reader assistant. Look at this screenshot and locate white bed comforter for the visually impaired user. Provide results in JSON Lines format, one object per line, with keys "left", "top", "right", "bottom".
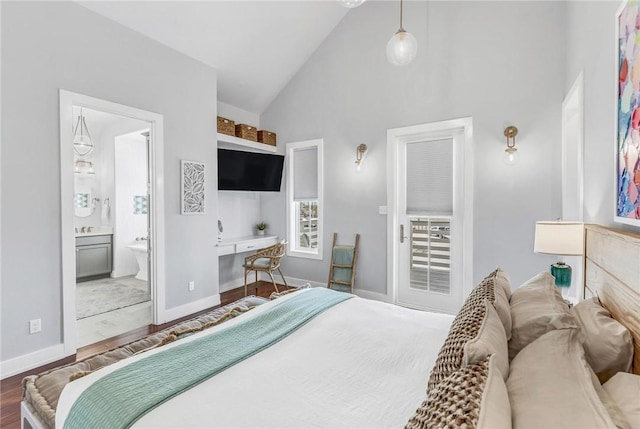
{"left": 57, "top": 290, "right": 454, "bottom": 429}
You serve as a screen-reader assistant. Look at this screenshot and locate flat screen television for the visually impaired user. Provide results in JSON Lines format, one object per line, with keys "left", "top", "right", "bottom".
{"left": 218, "top": 149, "right": 284, "bottom": 192}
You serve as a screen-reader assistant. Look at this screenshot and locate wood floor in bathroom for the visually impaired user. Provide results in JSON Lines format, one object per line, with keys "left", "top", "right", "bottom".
{"left": 0, "top": 281, "right": 287, "bottom": 429}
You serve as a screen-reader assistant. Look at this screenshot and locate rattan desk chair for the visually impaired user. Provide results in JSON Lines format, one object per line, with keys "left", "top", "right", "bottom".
{"left": 243, "top": 240, "right": 288, "bottom": 296}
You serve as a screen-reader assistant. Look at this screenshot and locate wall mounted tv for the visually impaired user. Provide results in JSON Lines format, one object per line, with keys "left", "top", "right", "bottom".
{"left": 218, "top": 149, "right": 285, "bottom": 192}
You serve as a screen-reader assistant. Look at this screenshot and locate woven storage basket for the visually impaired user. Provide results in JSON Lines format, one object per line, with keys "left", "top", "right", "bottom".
{"left": 217, "top": 116, "right": 235, "bottom": 136}
{"left": 257, "top": 130, "right": 277, "bottom": 146}
{"left": 235, "top": 124, "right": 257, "bottom": 141}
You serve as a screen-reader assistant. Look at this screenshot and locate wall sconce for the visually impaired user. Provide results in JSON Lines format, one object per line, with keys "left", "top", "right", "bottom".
{"left": 504, "top": 126, "right": 518, "bottom": 166}
{"left": 355, "top": 144, "right": 368, "bottom": 171}
{"left": 74, "top": 160, "right": 95, "bottom": 175}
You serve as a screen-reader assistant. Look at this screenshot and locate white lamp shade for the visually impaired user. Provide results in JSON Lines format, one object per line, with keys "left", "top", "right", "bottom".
{"left": 386, "top": 30, "right": 418, "bottom": 66}
{"left": 534, "top": 221, "right": 584, "bottom": 256}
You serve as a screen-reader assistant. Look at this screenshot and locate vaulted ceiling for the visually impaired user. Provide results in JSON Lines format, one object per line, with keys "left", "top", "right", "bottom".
{"left": 79, "top": 1, "right": 351, "bottom": 114}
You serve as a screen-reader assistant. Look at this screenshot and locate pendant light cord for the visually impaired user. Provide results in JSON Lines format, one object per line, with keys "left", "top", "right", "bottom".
{"left": 399, "top": 0, "right": 404, "bottom": 31}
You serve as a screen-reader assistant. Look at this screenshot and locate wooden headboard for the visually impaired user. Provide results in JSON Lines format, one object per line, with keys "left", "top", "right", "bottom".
{"left": 584, "top": 224, "right": 640, "bottom": 374}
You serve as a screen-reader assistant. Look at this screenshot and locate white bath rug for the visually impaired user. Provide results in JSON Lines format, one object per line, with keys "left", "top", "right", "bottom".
{"left": 76, "top": 278, "right": 150, "bottom": 319}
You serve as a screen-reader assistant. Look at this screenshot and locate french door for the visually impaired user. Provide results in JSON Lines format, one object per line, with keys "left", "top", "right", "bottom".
{"left": 387, "top": 119, "right": 473, "bottom": 314}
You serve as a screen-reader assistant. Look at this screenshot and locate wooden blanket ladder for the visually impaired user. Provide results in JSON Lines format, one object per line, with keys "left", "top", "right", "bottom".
{"left": 327, "top": 233, "right": 360, "bottom": 293}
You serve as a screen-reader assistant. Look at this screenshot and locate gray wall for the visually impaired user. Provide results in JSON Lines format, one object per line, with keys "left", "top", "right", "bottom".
{"left": 260, "top": 1, "right": 567, "bottom": 293}
{"left": 565, "top": 1, "right": 640, "bottom": 235}
{"left": 1, "top": 2, "right": 218, "bottom": 361}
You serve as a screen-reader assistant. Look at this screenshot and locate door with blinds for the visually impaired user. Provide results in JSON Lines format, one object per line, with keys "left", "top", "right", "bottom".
{"left": 396, "top": 136, "right": 464, "bottom": 314}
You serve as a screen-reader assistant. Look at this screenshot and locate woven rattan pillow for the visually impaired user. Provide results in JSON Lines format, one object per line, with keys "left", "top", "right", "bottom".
{"left": 427, "top": 301, "right": 487, "bottom": 392}
{"left": 406, "top": 355, "right": 511, "bottom": 429}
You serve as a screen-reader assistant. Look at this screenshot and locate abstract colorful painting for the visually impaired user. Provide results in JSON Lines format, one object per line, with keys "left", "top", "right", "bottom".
{"left": 181, "top": 160, "right": 205, "bottom": 215}
{"left": 617, "top": 0, "right": 640, "bottom": 226}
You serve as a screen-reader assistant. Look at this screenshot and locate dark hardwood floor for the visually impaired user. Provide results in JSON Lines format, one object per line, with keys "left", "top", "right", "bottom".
{"left": 0, "top": 281, "right": 286, "bottom": 429}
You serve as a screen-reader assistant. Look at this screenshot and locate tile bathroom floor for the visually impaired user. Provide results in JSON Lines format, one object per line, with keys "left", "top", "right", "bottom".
{"left": 76, "top": 276, "right": 152, "bottom": 348}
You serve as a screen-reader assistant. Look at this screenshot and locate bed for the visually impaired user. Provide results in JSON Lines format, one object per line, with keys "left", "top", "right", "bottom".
{"left": 21, "top": 224, "right": 640, "bottom": 429}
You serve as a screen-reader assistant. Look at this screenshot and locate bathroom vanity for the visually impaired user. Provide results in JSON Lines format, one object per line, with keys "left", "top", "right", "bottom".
{"left": 76, "top": 233, "right": 113, "bottom": 281}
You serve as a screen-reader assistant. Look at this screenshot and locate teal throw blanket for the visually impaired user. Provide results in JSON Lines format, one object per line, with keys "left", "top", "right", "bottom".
{"left": 64, "top": 288, "right": 352, "bottom": 429}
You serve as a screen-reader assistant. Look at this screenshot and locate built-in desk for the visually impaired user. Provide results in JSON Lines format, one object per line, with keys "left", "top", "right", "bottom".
{"left": 216, "top": 235, "right": 279, "bottom": 256}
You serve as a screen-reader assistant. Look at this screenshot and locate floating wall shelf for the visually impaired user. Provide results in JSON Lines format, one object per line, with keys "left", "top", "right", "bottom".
{"left": 216, "top": 133, "right": 277, "bottom": 153}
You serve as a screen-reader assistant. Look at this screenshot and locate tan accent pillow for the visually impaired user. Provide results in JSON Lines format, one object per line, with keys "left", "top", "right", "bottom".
{"left": 604, "top": 373, "right": 640, "bottom": 429}
{"left": 493, "top": 268, "right": 512, "bottom": 340}
{"left": 573, "top": 297, "right": 633, "bottom": 383}
{"left": 463, "top": 301, "right": 509, "bottom": 380}
{"left": 457, "top": 269, "right": 511, "bottom": 339}
{"left": 508, "top": 271, "right": 577, "bottom": 360}
{"left": 507, "top": 328, "right": 618, "bottom": 429}
{"left": 406, "top": 355, "right": 510, "bottom": 429}
{"left": 428, "top": 300, "right": 509, "bottom": 392}
{"left": 427, "top": 301, "right": 486, "bottom": 391}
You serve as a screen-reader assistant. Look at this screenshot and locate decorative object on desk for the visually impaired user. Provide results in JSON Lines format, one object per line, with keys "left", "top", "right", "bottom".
{"left": 235, "top": 124, "right": 258, "bottom": 142}
{"left": 387, "top": 0, "right": 417, "bottom": 67}
{"left": 181, "top": 160, "right": 205, "bottom": 215}
{"left": 503, "top": 126, "right": 519, "bottom": 165}
{"left": 218, "top": 220, "right": 224, "bottom": 241}
{"left": 355, "top": 143, "right": 368, "bottom": 171}
{"left": 533, "top": 221, "right": 584, "bottom": 293}
{"left": 616, "top": 1, "right": 640, "bottom": 226}
{"left": 217, "top": 116, "right": 235, "bottom": 136}
{"left": 257, "top": 130, "right": 277, "bottom": 146}
{"left": 256, "top": 222, "right": 267, "bottom": 236}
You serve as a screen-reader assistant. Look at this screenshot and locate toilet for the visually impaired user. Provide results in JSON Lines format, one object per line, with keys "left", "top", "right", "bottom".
{"left": 127, "top": 240, "right": 148, "bottom": 281}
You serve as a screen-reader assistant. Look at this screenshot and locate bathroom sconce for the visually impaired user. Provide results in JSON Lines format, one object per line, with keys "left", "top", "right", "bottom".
{"left": 504, "top": 126, "right": 518, "bottom": 166}
{"left": 73, "top": 108, "right": 94, "bottom": 156}
{"left": 355, "top": 144, "right": 368, "bottom": 171}
{"left": 337, "top": 0, "right": 365, "bottom": 7}
{"left": 74, "top": 160, "right": 95, "bottom": 175}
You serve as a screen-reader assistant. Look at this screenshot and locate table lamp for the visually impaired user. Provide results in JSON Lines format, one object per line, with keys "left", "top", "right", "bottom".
{"left": 534, "top": 221, "right": 584, "bottom": 290}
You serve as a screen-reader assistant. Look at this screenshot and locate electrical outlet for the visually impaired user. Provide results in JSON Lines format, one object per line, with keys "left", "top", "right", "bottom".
{"left": 188, "top": 281, "right": 195, "bottom": 292}
{"left": 378, "top": 205, "right": 388, "bottom": 215}
{"left": 29, "top": 319, "right": 42, "bottom": 334}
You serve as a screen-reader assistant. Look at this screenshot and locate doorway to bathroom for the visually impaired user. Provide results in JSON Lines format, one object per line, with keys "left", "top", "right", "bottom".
{"left": 73, "top": 108, "right": 152, "bottom": 347}
{"left": 60, "top": 90, "right": 165, "bottom": 355}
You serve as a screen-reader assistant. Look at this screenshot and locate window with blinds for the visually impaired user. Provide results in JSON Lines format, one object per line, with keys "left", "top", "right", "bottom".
{"left": 406, "top": 138, "right": 453, "bottom": 294}
{"left": 286, "top": 139, "right": 323, "bottom": 259}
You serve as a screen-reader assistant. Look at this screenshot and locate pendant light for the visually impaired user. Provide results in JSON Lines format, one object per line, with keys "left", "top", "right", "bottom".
{"left": 337, "top": 0, "right": 365, "bottom": 8}
{"left": 387, "top": 0, "right": 418, "bottom": 66}
{"left": 73, "top": 108, "right": 94, "bottom": 156}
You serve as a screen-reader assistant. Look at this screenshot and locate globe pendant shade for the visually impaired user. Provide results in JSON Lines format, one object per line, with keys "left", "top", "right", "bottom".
{"left": 386, "top": 30, "right": 417, "bottom": 66}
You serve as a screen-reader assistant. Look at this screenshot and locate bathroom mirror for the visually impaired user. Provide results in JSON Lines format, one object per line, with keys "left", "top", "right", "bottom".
{"left": 74, "top": 177, "right": 95, "bottom": 217}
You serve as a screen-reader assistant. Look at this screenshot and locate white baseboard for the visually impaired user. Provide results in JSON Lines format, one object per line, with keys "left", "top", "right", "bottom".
{"left": 0, "top": 343, "right": 67, "bottom": 380}
{"left": 283, "top": 276, "right": 325, "bottom": 289}
{"left": 162, "top": 294, "right": 221, "bottom": 323}
{"left": 352, "top": 288, "right": 392, "bottom": 303}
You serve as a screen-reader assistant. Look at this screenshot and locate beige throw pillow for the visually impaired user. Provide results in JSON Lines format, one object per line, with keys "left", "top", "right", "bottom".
{"left": 507, "top": 328, "right": 618, "bottom": 429}
{"left": 508, "top": 271, "right": 577, "bottom": 360}
{"left": 463, "top": 301, "right": 509, "bottom": 380}
{"left": 572, "top": 297, "right": 633, "bottom": 383}
{"left": 604, "top": 373, "right": 640, "bottom": 429}
{"left": 406, "top": 354, "right": 511, "bottom": 429}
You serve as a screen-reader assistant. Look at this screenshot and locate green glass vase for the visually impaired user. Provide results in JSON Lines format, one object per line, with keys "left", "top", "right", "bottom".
{"left": 550, "top": 262, "right": 572, "bottom": 288}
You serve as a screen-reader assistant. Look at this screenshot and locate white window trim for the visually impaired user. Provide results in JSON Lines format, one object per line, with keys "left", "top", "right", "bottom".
{"left": 286, "top": 139, "right": 324, "bottom": 260}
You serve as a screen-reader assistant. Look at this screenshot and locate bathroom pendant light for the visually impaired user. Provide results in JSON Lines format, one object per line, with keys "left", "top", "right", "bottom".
{"left": 387, "top": 0, "right": 418, "bottom": 66}
{"left": 337, "top": 0, "right": 365, "bottom": 8}
{"left": 73, "top": 108, "right": 94, "bottom": 157}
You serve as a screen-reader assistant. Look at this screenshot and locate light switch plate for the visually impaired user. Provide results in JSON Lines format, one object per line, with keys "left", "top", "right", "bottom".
{"left": 378, "top": 206, "right": 388, "bottom": 215}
